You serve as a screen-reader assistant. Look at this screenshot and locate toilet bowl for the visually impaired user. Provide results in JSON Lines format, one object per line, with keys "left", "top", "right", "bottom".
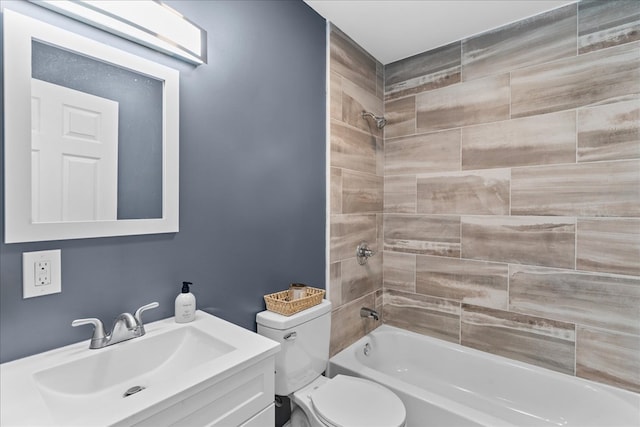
{"left": 292, "top": 375, "right": 405, "bottom": 427}
{"left": 256, "top": 300, "right": 406, "bottom": 427}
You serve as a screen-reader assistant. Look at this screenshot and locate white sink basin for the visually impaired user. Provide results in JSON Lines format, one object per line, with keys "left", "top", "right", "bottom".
{"left": 1, "top": 311, "right": 280, "bottom": 426}
{"left": 34, "top": 326, "right": 234, "bottom": 396}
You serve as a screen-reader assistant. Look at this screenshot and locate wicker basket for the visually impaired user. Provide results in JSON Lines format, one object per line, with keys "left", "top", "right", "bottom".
{"left": 264, "top": 286, "right": 325, "bottom": 316}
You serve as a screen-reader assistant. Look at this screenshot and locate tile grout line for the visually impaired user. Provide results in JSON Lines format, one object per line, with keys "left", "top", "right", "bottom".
{"left": 506, "top": 264, "right": 511, "bottom": 312}
{"left": 459, "top": 121, "right": 463, "bottom": 172}
{"left": 414, "top": 94, "right": 418, "bottom": 136}
{"left": 508, "top": 71, "right": 512, "bottom": 120}
{"left": 575, "top": 1, "right": 579, "bottom": 57}
{"left": 574, "top": 323, "right": 578, "bottom": 377}
{"left": 574, "top": 216, "right": 578, "bottom": 272}
{"left": 459, "top": 305, "right": 462, "bottom": 345}
{"left": 574, "top": 108, "right": 578, "bottom": 165}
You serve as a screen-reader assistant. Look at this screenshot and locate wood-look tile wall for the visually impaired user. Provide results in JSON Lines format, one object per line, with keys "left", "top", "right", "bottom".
{"left": 382, "top": 1, "right": 640, "bottom": 393}
{"left": 329, "top": 25, "right": 384, "bottom": 356}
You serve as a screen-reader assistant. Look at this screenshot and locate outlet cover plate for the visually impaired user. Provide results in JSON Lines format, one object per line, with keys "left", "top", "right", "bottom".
{"left": 23, "top": 249, "right": 61, "bottom": 298}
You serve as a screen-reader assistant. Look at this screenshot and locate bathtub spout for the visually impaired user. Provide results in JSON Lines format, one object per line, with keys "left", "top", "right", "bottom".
{"left": 360, "top": 307, "right": 379, "bottom": 321}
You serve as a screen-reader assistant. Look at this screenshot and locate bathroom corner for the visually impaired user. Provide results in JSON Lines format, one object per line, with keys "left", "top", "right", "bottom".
{"left": 327, "top": 24, "right": 385, "bottom": 357}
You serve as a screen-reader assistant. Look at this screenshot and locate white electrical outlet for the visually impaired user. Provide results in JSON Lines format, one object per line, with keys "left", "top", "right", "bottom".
{"left": 36, "top": 260, "right": 52, "bottom": 286}
{"left": 23, "top": 250, "right": 61, "bottom": 298}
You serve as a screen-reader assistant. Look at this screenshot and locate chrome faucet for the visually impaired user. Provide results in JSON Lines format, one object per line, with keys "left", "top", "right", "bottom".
{"left": 72, "top": 302, "right": 159, "bottom": 349}
{"left": 360, "top": 307, "right": 379, "bottom": 321}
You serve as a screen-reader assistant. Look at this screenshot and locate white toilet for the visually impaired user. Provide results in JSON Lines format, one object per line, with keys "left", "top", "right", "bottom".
{"left": 257, "top": 300, "right": 406, "bottom": 427}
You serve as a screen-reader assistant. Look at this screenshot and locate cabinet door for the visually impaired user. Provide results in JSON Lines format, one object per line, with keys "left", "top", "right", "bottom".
{"left": 239, "top": 404, "right": 275, "bottom": 427}
{"left": 131, "top": 357, "right": 275, "bottom": 427}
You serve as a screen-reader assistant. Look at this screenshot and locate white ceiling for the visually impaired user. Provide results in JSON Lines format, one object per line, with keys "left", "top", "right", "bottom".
{"left": 304, "top": 0, "right": 574, "bottom": 64}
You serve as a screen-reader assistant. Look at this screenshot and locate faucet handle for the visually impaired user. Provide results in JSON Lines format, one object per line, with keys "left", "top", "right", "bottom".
{"left": 71, "top": 318, "right": 106, "bottom": 348}
{"left": 134, "top": 302, "right": 159, "bottom": 333}
{"left": 356, "top": 241, "right": 376, "bottom": 265}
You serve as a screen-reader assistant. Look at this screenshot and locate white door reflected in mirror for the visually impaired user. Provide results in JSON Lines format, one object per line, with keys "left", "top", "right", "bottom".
{"left": 31, "top": 79, "right": 119, "bottom": 223}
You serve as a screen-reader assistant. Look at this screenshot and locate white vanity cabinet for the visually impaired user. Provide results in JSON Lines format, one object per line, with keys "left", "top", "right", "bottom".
{"left": 127, "top": 355, "right": 276, "bottom": 426}
{"left": 1, "top": 312, "right": 280, "bottom": 427}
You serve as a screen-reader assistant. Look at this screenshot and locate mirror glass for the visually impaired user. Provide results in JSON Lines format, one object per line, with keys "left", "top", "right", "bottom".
{"left": 4, "top": 10, "right": 179, "bottom": 243}
{"left": 31, "top": 41, "right": 163, "bottom": 222}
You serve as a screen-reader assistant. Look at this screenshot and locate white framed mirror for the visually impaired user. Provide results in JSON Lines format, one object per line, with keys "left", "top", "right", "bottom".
{"left": 3, "top": 9, "right": 179, "bottom": 243}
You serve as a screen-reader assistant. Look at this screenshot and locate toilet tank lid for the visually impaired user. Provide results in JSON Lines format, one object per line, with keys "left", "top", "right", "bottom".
{"left": 257, "top": 299, "right": 332, "bottom": 330}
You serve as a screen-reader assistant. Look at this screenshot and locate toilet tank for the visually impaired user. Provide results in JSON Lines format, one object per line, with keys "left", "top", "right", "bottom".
{"left": 256, "top": 300, "right": 332, "bottom": 396}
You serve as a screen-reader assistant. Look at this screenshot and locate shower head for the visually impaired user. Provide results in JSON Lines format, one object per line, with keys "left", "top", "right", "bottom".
{"left": 361, "top": 111, "right": 387, "bottom": 129}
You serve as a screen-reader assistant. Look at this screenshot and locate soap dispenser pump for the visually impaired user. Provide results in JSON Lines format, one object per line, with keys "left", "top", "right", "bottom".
{"left": 175, "top": 281, "right": 196, "bottom": 323}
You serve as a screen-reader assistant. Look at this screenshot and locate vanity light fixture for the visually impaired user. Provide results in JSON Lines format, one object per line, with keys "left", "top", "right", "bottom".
{"left": 28, "top": 0, "right": 207, "bottom": 65}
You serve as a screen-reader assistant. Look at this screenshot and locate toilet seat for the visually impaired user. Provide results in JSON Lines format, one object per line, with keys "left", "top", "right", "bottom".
{"left": 309, "top": 375, "right": 406, "bottom": 427}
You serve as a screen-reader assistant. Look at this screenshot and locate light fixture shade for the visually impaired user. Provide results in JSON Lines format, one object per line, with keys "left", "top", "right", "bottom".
{"left": 29, "top": 0, "right": 207, "bottom": 65}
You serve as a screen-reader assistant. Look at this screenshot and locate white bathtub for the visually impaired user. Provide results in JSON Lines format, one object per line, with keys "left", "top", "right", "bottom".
{"left": 329, "top": 325, "right": 640, "bottom": 427}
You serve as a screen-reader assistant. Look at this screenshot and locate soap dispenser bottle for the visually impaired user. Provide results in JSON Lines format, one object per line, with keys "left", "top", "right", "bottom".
{"left": 175, "top": 281, "right": 196, "bottom": 323}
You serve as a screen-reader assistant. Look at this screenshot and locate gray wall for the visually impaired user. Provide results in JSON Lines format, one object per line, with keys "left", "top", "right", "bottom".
{"left": 0, "top": 0, "right": 326, "bottom": 363}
